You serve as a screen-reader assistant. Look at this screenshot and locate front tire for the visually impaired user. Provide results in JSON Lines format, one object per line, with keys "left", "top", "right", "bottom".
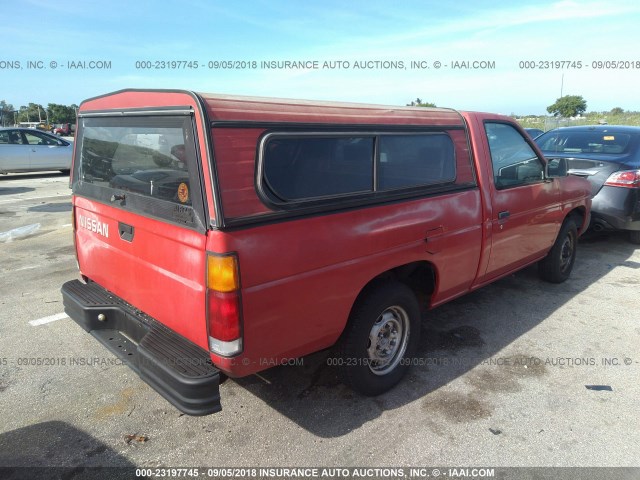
{"left": 337, "top": 281, "right": 420, "bottom": 396}
{"left": 538, "top": 219, "right": 578, "bottom": 283}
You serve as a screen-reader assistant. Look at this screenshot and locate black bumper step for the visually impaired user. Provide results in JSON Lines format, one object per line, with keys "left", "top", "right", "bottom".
{"left": 61, "top": 279, "right": 222, "bottom": 415}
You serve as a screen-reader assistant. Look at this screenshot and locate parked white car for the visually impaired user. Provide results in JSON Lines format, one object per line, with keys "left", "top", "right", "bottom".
{"left": 0, "top": 127, "right": 73, "bottom": 174}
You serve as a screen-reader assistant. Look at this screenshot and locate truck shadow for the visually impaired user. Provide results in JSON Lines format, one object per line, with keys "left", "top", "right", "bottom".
{"left": 233, "top": 232, "right": 638, "bottom": 437}
{"left": 0, "top": 420, "right": 136, "bottom": 478}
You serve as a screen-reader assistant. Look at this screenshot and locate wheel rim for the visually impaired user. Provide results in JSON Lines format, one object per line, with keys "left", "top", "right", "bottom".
{"left": 559, "top": 232, "right": 575, "bottom": 273}
{"left": 367, "top": 305, "right": 410, "bottom": 376}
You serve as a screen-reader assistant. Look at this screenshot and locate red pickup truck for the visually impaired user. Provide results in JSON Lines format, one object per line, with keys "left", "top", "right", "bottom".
{"left": 62, "top": 90, "right": 591, "bottom": 415}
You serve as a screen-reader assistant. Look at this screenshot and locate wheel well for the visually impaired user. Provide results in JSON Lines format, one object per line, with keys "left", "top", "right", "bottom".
{"left": 353, "top": 262, "right": 436, "bottom": 314}
{"left": 568, "top": 207, "right": 586, "bottom": 233}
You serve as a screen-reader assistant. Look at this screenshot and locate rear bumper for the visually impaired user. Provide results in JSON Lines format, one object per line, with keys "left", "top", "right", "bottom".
{"left": 592, "top": 186, "right": 640, "bottom": 232}
{"left": 61, "top": 279, "right": 222, "bottom": 415}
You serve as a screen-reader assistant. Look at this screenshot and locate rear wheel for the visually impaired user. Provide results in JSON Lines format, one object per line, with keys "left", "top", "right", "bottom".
{"left": 629, "top": 230, "right": 640, "bottom": 245}
{"left": 538, "top": 219, "right": 578, "bottom": 283}
{"left": 337, "top": 281, "right": 420, "bottom": 396}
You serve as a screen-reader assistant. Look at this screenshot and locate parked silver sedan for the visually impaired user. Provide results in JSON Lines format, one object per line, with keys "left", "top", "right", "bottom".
{"left": 0, "top": 127, "right": 73, "bottom": 174}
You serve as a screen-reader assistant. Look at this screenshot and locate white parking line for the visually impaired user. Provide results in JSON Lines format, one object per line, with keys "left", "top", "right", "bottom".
{"left": 29, "top": 312, "right": 68, "bottom": 326}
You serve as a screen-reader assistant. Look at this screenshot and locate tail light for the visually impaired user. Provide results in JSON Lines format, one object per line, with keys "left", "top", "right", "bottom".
{"left": 604, "top": 170, "right": 640, "bottom": 188}
{"left": 207, "top": 253, "right": 243, "bottom": 356}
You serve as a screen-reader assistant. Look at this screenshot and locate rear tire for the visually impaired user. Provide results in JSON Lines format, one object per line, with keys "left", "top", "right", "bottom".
{"left": 538, "top": 219, "right": 578, "bottom": 283}
{"left": 337, "top": 281, "right": 420, "bottom": 396}
{"left": 629, "top": 230, "right": 640, "bottom": 245}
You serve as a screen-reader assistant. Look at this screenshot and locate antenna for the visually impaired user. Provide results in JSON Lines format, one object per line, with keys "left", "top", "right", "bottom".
{"left": 560, "top": 73, "right": 564, "bottom": 98}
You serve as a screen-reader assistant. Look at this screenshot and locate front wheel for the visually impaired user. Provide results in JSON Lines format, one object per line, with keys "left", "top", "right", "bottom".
{"left": 538, "top": 219, "right": 578, "bottom": 283}
{"left": 337, "top": 281, "right": 420, "bottom": 396}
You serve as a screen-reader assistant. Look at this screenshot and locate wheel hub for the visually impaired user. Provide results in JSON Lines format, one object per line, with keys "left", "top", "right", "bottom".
{"left": 367, "top": 306, "right": 410, "bottom": 376}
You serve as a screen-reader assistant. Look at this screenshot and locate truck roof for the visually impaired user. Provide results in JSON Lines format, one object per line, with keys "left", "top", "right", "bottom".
{"left": 79, "top": 89, "right": 465, "bottom": 127}
{"left": 198, "top": 92, "right": 464, "bottom": 126}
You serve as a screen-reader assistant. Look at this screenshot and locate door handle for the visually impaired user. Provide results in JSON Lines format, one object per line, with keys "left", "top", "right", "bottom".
{"left": 498, "top": 211, "right": 510, "bottom": 220}
{"left": 118, "top": 222, "right": 134, "bottom": 242}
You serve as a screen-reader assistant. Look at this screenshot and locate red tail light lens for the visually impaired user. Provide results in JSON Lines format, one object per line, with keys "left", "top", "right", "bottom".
{"left": 604, "top": 170, "right": 640, "bottom": 188}
{"left": 208, "top": 291, "right": 241, "bottom": 342}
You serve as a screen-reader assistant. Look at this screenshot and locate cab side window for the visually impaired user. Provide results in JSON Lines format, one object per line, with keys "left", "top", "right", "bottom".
{"left": 485, "top": 122, "right": 544, "bottom": 190}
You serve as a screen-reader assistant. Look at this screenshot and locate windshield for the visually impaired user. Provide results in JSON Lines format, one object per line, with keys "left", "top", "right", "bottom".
{"left": 535, "top": 130, "right": 631, "bottom": 155}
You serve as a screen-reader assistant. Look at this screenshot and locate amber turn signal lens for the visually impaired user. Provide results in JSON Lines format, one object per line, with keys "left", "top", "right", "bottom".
{"left": 207, "top": 254, "right": 239, "bottom": 293}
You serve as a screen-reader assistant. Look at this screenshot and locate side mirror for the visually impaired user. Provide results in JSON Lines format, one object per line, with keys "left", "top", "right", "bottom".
{"left": 546, "top": 157, "right": 568, "bottom": 178}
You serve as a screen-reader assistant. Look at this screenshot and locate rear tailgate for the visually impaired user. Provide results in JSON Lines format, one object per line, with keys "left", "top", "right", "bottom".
{"left": 71, "top": 110, "right": 210, "bottom": 349}
{"left": 73, "top": 197, "right": 208, "bottom": 346}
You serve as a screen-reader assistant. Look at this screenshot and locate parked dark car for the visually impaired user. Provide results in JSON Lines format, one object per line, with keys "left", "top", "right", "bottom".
{"left": 535, "top": 125, "right": 640, "bottom": 243}
{"left": 524, "top": 128, "right": 544, "bottom": 139}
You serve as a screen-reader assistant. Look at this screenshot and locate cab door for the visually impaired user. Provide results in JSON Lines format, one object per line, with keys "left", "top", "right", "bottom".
{"left": 480, "top": 121, "right": 562, "bottom": 280}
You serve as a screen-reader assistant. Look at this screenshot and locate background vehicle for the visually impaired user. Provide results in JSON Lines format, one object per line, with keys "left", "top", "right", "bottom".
{"left": 524, "top": 127, "right": 544, "bottom": 139}
{"left": 535, "top": 125, "right": 640, "bottom": 243}
{"left": 62, "top": 90, "right": 590, "bottom": 415}
{"left": 53, "top": 123, "right": 75, "bottom": 136}
{"left": 0, "top": 127, "right": 73, "bottom": 174}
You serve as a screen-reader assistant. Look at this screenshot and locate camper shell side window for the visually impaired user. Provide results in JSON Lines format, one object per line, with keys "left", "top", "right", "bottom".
{"left": 259, "top": 131, "right": 459, "bottom": 206}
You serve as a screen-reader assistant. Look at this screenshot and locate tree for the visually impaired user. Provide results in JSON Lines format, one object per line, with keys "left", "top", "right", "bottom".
{"left": 407, "top": 98, "right": 436, "bottom": 107}
{"left": 610, "top": 107, "right": 624, "bottom": 115}
{"left": 47, "top": 103, "right": 77, "bottom": 124}
{"left": 15, "top": 103, "right": 49, "bottom": 123}
{"left": 546, "top": 95, "right": 587, "bottom": 117}
{"left": 0, "top": 100, "right": 15, "bottom": 126}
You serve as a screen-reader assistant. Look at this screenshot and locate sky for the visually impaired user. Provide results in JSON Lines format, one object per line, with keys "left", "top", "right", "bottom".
{"left": 2, "top": 0, "right": 640, "bottom": 115}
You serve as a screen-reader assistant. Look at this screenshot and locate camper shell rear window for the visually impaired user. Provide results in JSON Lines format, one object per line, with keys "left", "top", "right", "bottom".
{"left": 73, "top": 115, "right": 206, "bottom": 230}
